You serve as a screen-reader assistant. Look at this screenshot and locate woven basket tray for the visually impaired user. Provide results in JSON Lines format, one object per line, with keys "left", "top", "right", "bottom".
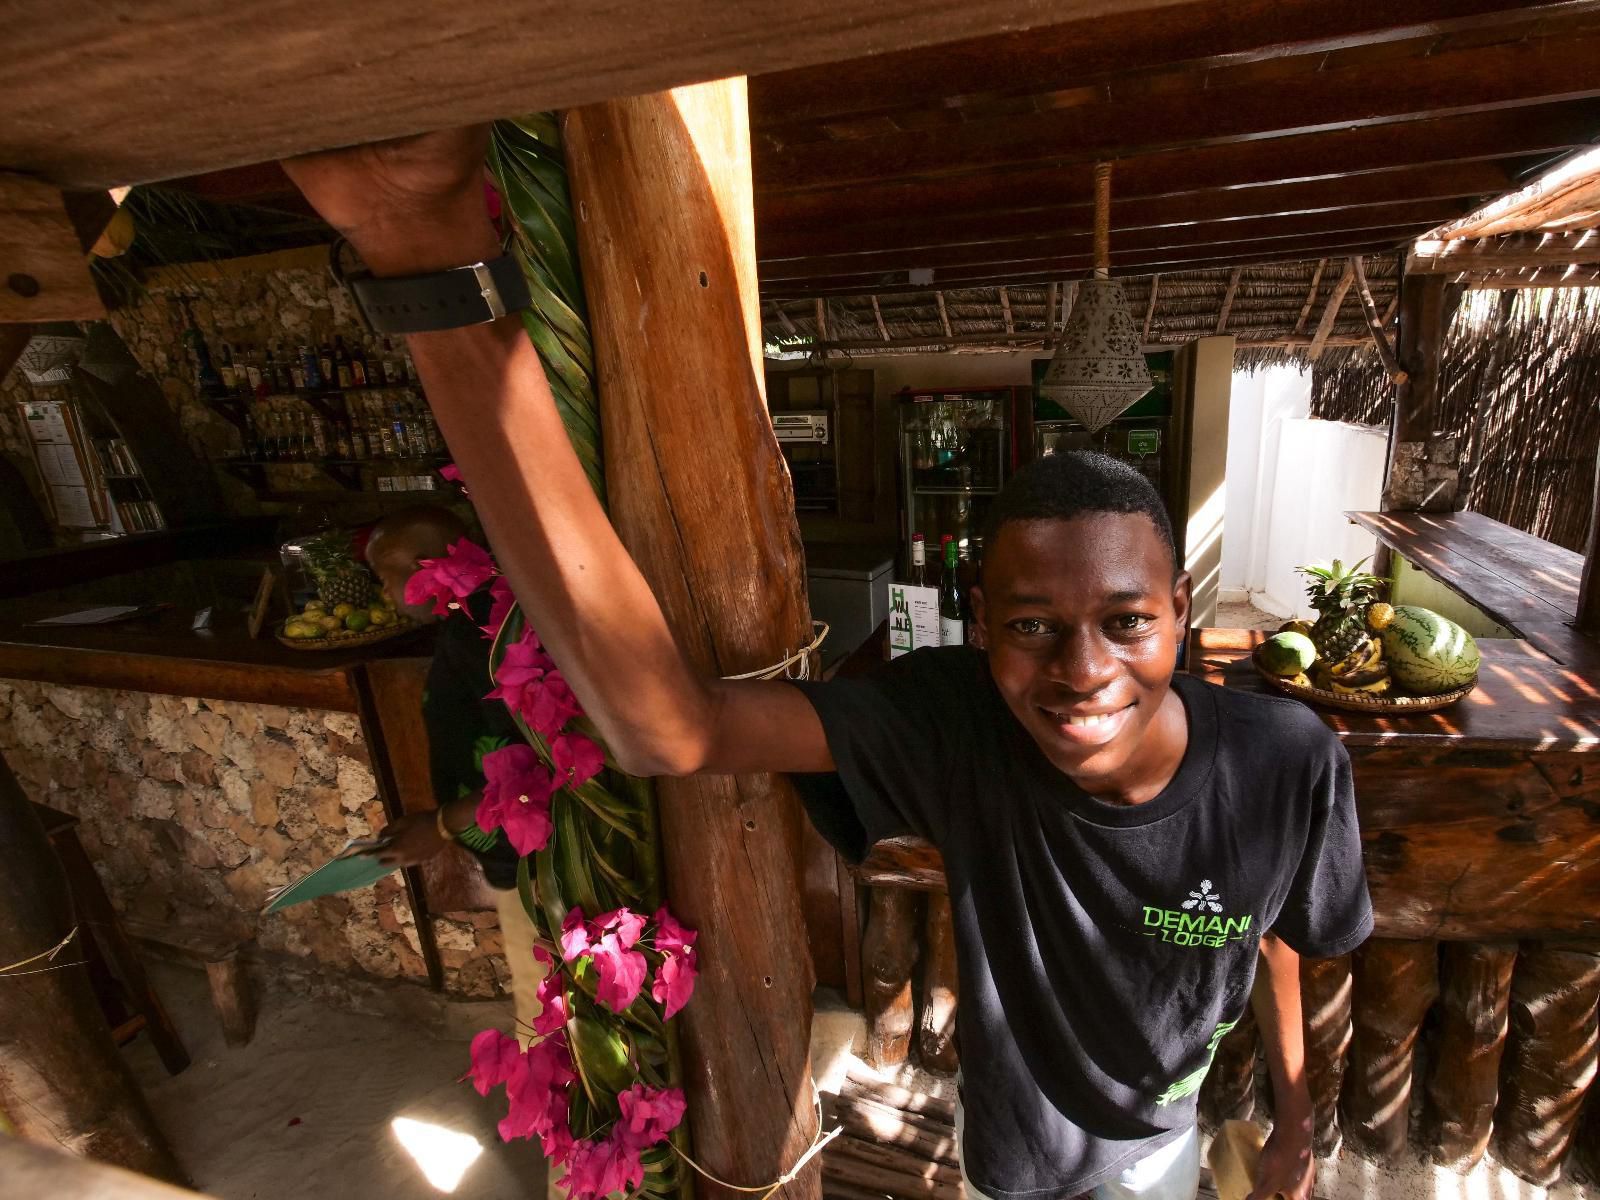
{"left": 275, "top": 616, "right": 420, "bottom": 652}
{"left": 1251, "top": 648, "right": 1476, "bottom": 715}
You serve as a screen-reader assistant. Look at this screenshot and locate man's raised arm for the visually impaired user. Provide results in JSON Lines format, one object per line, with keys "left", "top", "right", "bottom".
{"left": 282, "top": 128, "right": 832, "bottom": 778}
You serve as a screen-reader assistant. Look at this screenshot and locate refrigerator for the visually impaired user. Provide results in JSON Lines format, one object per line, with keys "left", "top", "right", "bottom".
{"left": 897, "top": 387, "right": 1016, "bottom": 567}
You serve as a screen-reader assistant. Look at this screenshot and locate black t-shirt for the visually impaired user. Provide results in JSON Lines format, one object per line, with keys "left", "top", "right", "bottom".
{"left": 792, "top": 647, "right": 1372, "bottom": 1199}
{"left": 423, "top": 588, "right": 523, "bottom": 890}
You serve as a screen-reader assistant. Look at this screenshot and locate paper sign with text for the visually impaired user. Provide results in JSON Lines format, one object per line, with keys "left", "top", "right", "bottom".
{"left": 887, "top": 583, "right": 941, "bottom": 658}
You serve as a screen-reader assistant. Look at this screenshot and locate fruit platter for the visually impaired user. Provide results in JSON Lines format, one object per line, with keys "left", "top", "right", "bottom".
{"left": 1252, "top": 558, "right": 1480, "bottom": 714}
{"left": 275, "top": 530, "right": 417, "bottom": 651}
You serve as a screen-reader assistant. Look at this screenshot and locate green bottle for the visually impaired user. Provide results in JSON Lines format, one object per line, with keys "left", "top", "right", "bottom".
{"left": 939, "top": 537, "right": 965, "bottom": 646}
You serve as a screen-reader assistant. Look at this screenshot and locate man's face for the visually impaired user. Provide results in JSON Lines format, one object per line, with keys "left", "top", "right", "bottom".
{"left": 970, "top": 513, "right": 1191, "bottom": 784}
{"left": 366, "top": 547, "right": 438, "bottom": 624}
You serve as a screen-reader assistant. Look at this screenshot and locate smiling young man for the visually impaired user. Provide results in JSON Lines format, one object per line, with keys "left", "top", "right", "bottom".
{"left": 281, "top": 127, "right": 1371, "bottom": 1200}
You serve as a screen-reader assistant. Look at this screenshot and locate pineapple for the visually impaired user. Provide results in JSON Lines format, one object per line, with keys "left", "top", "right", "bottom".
{"left": 301, "top": 530, "right": 374, "bottom": 609}
{"left": 1297, "top": 558, "right": 1383, "bottom": 667}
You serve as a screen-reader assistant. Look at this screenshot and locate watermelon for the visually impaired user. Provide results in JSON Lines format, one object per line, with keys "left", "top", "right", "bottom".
{"left": 1379, "top": 606, "right": 1480, "bottom": 694}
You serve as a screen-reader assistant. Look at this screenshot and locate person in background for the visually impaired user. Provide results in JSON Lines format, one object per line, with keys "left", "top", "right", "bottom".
{"left": 364, "top": 504, "right": 544, "bottom": 1045}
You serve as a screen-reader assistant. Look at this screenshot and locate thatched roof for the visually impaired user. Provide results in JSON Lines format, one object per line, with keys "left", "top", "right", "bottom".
{"left": 763, "top": 256, "right": 1398, "bottom": 368}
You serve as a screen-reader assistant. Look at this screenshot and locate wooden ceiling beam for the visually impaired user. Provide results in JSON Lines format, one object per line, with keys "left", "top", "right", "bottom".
{"left": 1216, "top": 267, "right": 1243, "bottom": 334}
{"left": 870, "top": 294, "right": 890, "bottom": 342}
{"left": 751, "top": 0, "right": 1600, "bottom": 130}
{"left": 1307, "top": 261, "right": 1358, "bottom": 360}
{"left": 758, "top": 159, "right": 1509, "bottom": 259}
{"left": 1407, "top": 231, "right": 1600, "bottom": 273}
{"left": 756, "top": 32, "right": 1600, "bottom": 190}
{"left": 759, "top": 201, "right": 1464, "bottom": 281}
{"left": 999, "top": 287, "right": 1014, "bottom": 335}
{"left": 935, "top": 291, "right": 954, "bottom": 339}
{"left": 763, "top": 233, "right": 1418, "bottom": 296}
{"left": 1291, "top": 258, "right": 1328, "bottom": 337}
{"left": 772, "top": 330, "right": 1380, "bottom": 352}
{"left": 1350, "top": 255, "right": 1406, "bottom": 381}
{"left": 0, "top": 0, "right": 1201, "bottom": 190}
{"left": 1142, "top": 275, "right": 1161, "bottom": 341}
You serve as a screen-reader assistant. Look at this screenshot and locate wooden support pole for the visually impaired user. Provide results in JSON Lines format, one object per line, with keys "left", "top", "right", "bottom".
{"left": 0, "top": 174, "right": 105, "bottom": 323}
{"left": 0, "top": 753, "right": 185, "bottom": 1183}
{"left": 1349, "top": 255, "right": 1407, "bottom": 383}
{"left": 815, "top": 298, "right": 830, "bottom": 345}
{"left": 1291, "top": 258, "right": 1327, "bottom": 337}
{"left": 1306, "top": 260, "right": 1355, "bottom": 361}
{"left": 934, "top": 291, "right": 953, "bottom": 340}
{"left": 918, "top": 892, "right": 958, "bottom": 1073}
{"left": 863, "top": 888, "right": 919, "bottom": 1068}
{"left": 1422, "top": 941, "right": 1516, "bottom": 1171}
{"left": 1300, "top": 953, "right": 1353, "bottom": 1157}
{"left": 871, "top": 294, "right": 890, "bottom": 343}
{"left": 1215, "top": 266, "right": 1242, "bottom": 334}
{"left": 564, "top": 79, "right": 820, "bottom": 1198}
{"left": 1044, "top": 282, "right": 1059, "bottom": 349}
{"left": 1199, "top": 1005, "right": 1258, "bottom": 1127}
{"left": 1382, "top": 273, "right": 1459, "bottom": 513}
{"left": 1493, "top": 946, "right": 1600, "bottom": 1186}
{"left": 1340, "top": 938, "right": 1439, "bottom": 1162}
{"left": 998, "top": 286, "right": 1013, "bottom": 336}
{"left": 1141, "top": 274, "right": 1160, "bottom": 343}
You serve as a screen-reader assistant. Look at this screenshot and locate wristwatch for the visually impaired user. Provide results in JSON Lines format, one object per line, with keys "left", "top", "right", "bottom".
{"left": 335, "top": 242, "right": 531, "bottom": 334}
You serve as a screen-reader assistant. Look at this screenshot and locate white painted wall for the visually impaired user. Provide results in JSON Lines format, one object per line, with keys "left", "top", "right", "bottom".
{"left": 1221, "top": 366, "right": 1385, "bottom": 618}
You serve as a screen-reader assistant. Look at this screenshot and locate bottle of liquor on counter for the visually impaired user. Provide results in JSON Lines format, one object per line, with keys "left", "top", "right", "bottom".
{"left": 348, "top": 400, "right": 369, "bottom": 460}
{"left": 240, "top": 344, "right": 262, "bottom": 396}
{"left": 334, "top": 335, "right": 354, "bottom": 389}
{"left": 908, "top": 533, "right": 928, "bottom": 586}
{"left": 289, "top": 350, "right": 306, "bottom": 391}
{"left": 300, "top": 344, "right": 322, "bottom": 392}
{"left": 350, "top": 341, "right": 368, "bottom": 387}
{"left": 217, "top": 342, "right": 237, "bottom": 391}
{"left": 318, "top": 342, "right": 336, "bottom": 390}
{"left": 939, "top": 536, "right": 966, "bottom": 646}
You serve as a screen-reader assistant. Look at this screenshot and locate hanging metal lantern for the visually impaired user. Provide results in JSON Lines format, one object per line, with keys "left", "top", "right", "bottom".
{"left": 1037, "top": 162, "right": 1153, "bottom": 434}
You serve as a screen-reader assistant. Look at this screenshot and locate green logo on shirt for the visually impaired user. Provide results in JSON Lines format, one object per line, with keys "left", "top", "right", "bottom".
{"left": 1156, "top": 1019, "right": 1237, "bottom": 1106}
{"left": 1141, "top": 880, "right": 1253, "bottom": 949}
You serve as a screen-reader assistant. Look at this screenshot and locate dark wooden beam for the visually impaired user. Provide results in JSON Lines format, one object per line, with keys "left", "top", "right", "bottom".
{"left": 998, "top": 287, "right": 1014, "bottom": 335}
{"left": 1142, "top": 275, "right": 1160, "bottom": 341}
{"left": 871, "top": 294, "right": 890, "bottom": 342}
{"left": 756, "top": 32, "right": 1600, "bottom": 191}
{"left": 935, "top": 291, "right": 953, "bottom": 339}
{"left": 751, "top": 0, "right": 1600, "bottom": 130}
{"left": 1381, "top": 273, "right": 1456, "bottom": 509}
{"left": 759, "top": 204, "right": 1460, "bottom": 282}
{"left": 1408, "top": 231, "right": 1600, "bottom": 274}
{"left": 1216, "top": 267, "right": 1243, "bottom": 334}
{"left": 0, "top": 173, "right": 104, "bottom": 322}
{"left": 759, "top": 160, "right": 1509, "bottom": 260}
{"left": 1292, "top": 258, "right": 1328, "bottom": 336}
{"left": 1350, "top": 255, "right": 1407, "bottom": 382}
{"left": 0, "top": 0, "right": 1201, "bottom": 189}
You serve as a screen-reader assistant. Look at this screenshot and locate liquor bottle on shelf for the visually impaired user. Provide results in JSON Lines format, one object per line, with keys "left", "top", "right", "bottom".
{"left": 421, "top": 407, "right": 443, "bottom": 455}
{"left": 381, "top": 337, "right": 402, "bottom": 388}
{"left": 289, "top": 351, "right": 306, "bottom": 392}
{"left": 334, "top": 335, "right": 354, "bottom": 389}
{"left": 350, "top": 340, "right": 368, "bottom": 387}
{"left": 939, "top": 536, "right": 966, "bottom": 646}
{"left": 348, "top": 400, "right": 369, "bottom": 461}
{"left": 367, "top": 339, "right": 388, "bottom": 385}
{"left": 365, "top": 398, "right": 386, "bottom": 459}
{"left": 377, "top": 396, "right": 399, "bottom": 458}
{"left": 239, "top": 344, "right": 262, "bottom": 396}
{"left": 406, "top": 400, "right": 430, "bottom": 457}
{"left": 241, "top": 408, "right": 263, "bottom": 459}
{"left": 908, "top": 533, "right": 928, "bottom": 587}
{"left": 300, "top": 344, "right": 323, "bottom": 392}
{"left": 217, "top": 342, "right": 237, "bottom": 391}
{"left": 274, "top": 343, "right": 296, "bottom": 393}
{"left": 402, "top": 345, "right": 419, "bottom": 384}
{"left": 318, "top": 342, "right": 336, "bottom": 390}
{"left": 262, "top": 346, "right": 279, "bottom": 394}
{"left": 309, "top": 410, "right": 329, "bottom": 457}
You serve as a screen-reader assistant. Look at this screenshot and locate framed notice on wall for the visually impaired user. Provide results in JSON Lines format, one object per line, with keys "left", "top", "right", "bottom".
{"left": 21, "top": 399, "right": 107, "bottom": 530}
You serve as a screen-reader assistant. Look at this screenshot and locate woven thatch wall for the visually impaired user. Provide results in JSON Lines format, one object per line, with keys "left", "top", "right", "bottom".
{"left": 1312, "top": 287, "right": 1600, "bottom": 551}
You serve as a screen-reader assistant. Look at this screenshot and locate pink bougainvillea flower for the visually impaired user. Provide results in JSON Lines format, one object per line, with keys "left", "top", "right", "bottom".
{"left": 593, "top": 908, "right": 646, "bottom": 949}
{"left": 550, "top": 731, "right": 605, "bottom": 790}
{"left": 589, "top": 927, "right": 648, "bottom": 1013}
{"left": 559, "top": 908, "right": 591, "bottom": 963}
{"left": 540, "top": 1118, "right": 576, "bottom": 1168}
{"left": 433, "top": 537, "right": 497, "bottom": 598}
{"left": 652, "top": 908, "right": 697, "bottom": 958}
{"left": 439, "top": 463, "right": 463, "bottom": 484}
{"left": 560, "top": 1134, "right": 645, "bottom": 1200}
{"left": 497, "top": 1035, "right": 576, "bottom": 1144}
{"left": 477, "top": 743, "right": 557, "bottom": 855}
{"left": 652, "top": 950, "right": 698, "bottom": 1020}
{"left": 404, "top": 562, "right": 457, "bottom": 618}
{"left": 531, "top": 948, "right": 570, "bottom": 1036}
{"left": 480, "top": 576, "right": 518, "bottom": 641}
{"left": 615, "top": 1084, "right": 687, "bottom": 1150}
{"left": 466, "top": 1028, "right": 522, "bottom": 1097}
{"left": 487, "top": 633, "right": 584, "bottom": 736}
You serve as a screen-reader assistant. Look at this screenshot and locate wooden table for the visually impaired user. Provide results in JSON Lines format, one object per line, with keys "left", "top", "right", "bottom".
{"left": 1348, "top": 509, "right": 1597, "bottom": 670}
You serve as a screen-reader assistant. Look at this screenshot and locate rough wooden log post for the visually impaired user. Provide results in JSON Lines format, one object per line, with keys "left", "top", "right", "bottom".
{"left": 1422, "top": 941, "right": 1516, "bottom": 1171}
{"left": 1493, "top": 946, "right": 1600, "bottom": 1186}
{"left": 1300, "top": 954, "right": 1353, "bottom": 1157}
{"left": 563, "top": 79, "right": 820, "bottom": 1197}
{"left": 863, "top": 888, "right": 919, "bottom": 1068}
{"left": 1199, "top": 1005, "right": 1257, "bottom": 1127}
{"left": 0, "top": 753, "right": 185, "bottom": 1183}
{"left": 1381, "top": 273, "right": 1460, "bottom": 518}
{"left": 919, "top": 892, "right": 959, "bottom": 1073}
{"left": 1340, "top": 938, "right": 1439, "bottom": 1161}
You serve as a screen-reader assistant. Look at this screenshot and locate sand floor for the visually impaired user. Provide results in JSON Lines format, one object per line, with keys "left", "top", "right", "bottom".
{"left": 125, "top": 962, "right": 547, "bottom": 1199}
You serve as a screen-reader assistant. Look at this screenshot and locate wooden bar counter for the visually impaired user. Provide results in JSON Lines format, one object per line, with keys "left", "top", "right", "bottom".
{"left": 846, "top": 624, "right": 1600, "bottom": 1183}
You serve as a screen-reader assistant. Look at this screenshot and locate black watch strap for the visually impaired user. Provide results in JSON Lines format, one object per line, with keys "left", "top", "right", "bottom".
{"left": 345, "top": 255, "right": 531, "bottom": 335}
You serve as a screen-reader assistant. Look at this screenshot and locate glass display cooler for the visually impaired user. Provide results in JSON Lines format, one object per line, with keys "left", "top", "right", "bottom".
{"left": 897, "top": 388, "right": 1012, "bottom": 565}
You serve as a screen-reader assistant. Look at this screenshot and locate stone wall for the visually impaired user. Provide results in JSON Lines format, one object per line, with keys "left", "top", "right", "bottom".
{"left": 0, "top": 679, "right": 508, "bottom": 1002}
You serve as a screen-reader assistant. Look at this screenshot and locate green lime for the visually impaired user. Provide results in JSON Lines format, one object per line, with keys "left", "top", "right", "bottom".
{"left": 1260, "top": 631, "right": 1317, "bottom": 677}
{"left": 344, "top": 611, "right": 372, "bottom": 633}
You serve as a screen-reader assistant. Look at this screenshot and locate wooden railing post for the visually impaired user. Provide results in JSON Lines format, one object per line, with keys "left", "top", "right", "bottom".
{"left": 564, "top": 79, "right": 821, "bottom": 1198}
{"left": 1300, "top": 954, "right": 1353, "bottom": 1157}
{"left": 1341, "top": 939, "right": 1439, "bottom": 1160}
{"left": 863, "top": 888, "right": 918, "bottom": 1068}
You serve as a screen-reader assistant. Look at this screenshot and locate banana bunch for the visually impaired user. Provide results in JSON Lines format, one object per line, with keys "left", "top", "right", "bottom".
{"left": 1314, "top": 602, "right": 1395, "bottom": 695}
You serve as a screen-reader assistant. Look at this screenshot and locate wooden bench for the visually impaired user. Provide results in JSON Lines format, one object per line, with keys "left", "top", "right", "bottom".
{"left": 122, "top": 918, "right": 254, "bottom": 1048}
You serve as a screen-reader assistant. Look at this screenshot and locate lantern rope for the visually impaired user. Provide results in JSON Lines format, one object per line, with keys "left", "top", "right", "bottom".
{"left": 669, "top": 1080, "right": 842, "bottom": 1199}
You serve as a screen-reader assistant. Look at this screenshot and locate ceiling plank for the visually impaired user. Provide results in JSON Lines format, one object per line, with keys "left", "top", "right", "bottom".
{"left": 814, "top": 298, "right": 829, "bottom": 342}
{"left": 0, "top": 0, "right": 1203, "bottom": 189}
{"left": 999, "top": 287, "right": 1014, "bottom": 335}
{"left": 1307, "top": 261, "right": 1358, "bottom": 360}
{"left": 935, "top": 291, "right": 954, "bottom": 338}
{"left": 1216, "top": 267, "right": 1244, "bottom": 333}
{"left": 759, "top": 158, "right": 1510, "bottom": 259}
{"left": 1142, "top": 275, "right": 1161, "bottom": 341}
{"left": 756, "top": 31, "right": 1600, "bottom": 190}
{"left": 751, "top": 0, "right": 1600, "bottom": 130}
{"left": 1408, "top": 231, "right": 1600, "bottom": 273}
{"left": 870, "top": 294, "right": 890, "bottom": 342}
{"left": 773, "top": 302, "right": 799, "bottom": 335}
{"left": 1291, "top": 258, "right": 1328, "bottom": 336}
{"left": 1350, "top": 255, "right": 1406, "bottom": 381}
{"left": 759, "top": 201, "right": 1465, "bottom": 280}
